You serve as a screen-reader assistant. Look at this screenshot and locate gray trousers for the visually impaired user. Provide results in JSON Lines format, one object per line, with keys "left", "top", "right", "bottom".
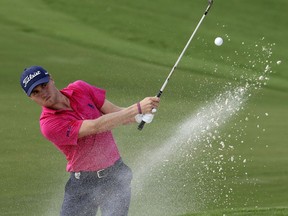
{"left": 60, "top": 160, "right": 133, "bottom": 216}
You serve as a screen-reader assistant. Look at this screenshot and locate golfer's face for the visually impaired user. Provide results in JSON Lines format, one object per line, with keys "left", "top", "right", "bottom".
{"left": 30, "top": 79, "right": 57, "bottom": 107}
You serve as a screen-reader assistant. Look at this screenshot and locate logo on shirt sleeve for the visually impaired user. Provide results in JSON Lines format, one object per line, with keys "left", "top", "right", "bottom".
{"left": 66, "top": 126, "right": 72, "bottom": 137}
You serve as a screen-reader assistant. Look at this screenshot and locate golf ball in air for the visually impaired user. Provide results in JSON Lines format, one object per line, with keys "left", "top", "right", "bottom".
{"left": 214, "top": 37, "right": 223, "bottom": 46}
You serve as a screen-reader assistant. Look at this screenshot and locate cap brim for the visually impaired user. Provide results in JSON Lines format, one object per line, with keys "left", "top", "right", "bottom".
{"left": 27, "top": 76, "right": 50, "bottom": 96}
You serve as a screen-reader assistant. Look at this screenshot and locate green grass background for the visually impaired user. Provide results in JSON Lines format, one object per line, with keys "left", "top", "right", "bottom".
{"left": 0, "top": 0, "right": 287, "bottom": 215}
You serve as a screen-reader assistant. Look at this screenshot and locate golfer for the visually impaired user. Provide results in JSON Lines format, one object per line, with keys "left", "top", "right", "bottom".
{"left": 20, "top": 65, "right": 160, "bottom": 216}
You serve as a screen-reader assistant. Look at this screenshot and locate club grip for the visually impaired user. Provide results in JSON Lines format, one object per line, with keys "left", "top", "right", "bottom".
{"left": 137, "top": 120, "right": 146, "bottom": 130}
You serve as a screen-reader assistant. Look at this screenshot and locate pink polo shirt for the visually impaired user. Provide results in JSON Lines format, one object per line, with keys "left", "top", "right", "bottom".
{"left": 40, "top": 80, "right": 120, "bottom": 172}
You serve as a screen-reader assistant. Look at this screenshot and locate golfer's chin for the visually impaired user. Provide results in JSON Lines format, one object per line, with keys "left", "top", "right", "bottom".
{"left": 42, "top": 99, "right": 54, "bottom": 108}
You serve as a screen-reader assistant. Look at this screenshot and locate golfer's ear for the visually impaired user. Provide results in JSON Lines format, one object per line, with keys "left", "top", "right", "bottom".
{"left": 49, "top": 75, "right": 54, "bottom": 83}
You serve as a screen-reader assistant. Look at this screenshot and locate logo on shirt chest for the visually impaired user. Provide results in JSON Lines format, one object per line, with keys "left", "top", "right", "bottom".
{"left": 88, "top": 104, "right": 95, "bottom": 109}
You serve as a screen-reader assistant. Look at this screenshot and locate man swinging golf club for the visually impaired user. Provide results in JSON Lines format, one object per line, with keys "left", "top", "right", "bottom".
{"left": 20, "top": 65, "right": 160, "bottom": 216}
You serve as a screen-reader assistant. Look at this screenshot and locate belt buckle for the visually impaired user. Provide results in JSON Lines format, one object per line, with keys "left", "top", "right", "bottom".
{"left": 97, "top": 169, "right": 106, "bottom": 178}
{"left": 74, "top": 172, "right": 81, "bottom": 180}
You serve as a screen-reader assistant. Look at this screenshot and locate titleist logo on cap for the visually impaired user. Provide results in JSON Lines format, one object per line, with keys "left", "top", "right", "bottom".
{"left": 20, "top": 66, "right": 50, "bottom": 96}
{"left": 22, "top": 71, "right": 42, "bottom": 87}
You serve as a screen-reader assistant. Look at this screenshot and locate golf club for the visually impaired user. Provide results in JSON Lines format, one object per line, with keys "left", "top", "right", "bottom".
{"left": 138, "top": 0, "right": 214, "bottom": 131}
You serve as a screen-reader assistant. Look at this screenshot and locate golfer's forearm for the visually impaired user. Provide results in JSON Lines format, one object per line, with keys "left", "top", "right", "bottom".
{"left": 79, "top": 104, "right": 137, "bottom": 137}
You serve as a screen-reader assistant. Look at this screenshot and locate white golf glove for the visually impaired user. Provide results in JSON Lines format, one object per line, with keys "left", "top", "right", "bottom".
{"left": 142, "top": 113, "right": 154, "bottom": 123}
{"left": 135, "top": 113, "right": 154, "bottom": 124}
{"left": 135, "top": 114, "right": 143, "bottom": 123}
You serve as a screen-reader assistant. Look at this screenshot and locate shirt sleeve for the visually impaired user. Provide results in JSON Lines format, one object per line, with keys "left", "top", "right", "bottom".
{"left": 73, "top": 80, "right": 106, "bottom": 109}
{"left": 40, "top": 116, "right": 83, "bottom": 146}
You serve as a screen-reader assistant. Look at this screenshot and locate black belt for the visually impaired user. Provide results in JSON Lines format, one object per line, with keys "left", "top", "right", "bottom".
{"left": 73, "top": 158, "right": 123, "bottom": 179}
{"left": 96, "top": 158, "right": 123, "bottom": 178}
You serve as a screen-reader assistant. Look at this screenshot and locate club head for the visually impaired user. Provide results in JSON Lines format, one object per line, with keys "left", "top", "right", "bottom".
{"left": 205, "top": 0, "right": 214, "bottom": 14}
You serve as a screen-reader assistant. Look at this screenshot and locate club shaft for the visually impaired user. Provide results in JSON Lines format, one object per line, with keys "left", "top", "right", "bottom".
{"left": 158, "top": 3, "right": 213, "bottom": 97}
{"left": 159, "top": 15, "right": 206, "bottom": 94}
{"left": 138, "top": 1, "right": 213, "bottom": 131}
